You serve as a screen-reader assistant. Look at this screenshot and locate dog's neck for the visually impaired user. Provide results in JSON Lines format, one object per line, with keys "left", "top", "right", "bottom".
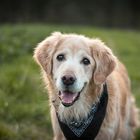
{"left": 56, "top": 83, "right": 103, "bottom": 122}
{"left": 57, "top": 84, "right": 108, "bottom": 140}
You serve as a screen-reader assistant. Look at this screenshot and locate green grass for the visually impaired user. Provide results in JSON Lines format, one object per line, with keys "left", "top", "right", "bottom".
{"left": 0, "top": 24, "right": 140, "bottom": 140}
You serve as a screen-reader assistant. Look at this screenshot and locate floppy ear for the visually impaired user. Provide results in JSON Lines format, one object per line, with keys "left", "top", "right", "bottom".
{"left": 91, "top": 39, "right": 117, "bottom": 85}
{"left": 33, "top": 32, "right": 62, "bottom": 75}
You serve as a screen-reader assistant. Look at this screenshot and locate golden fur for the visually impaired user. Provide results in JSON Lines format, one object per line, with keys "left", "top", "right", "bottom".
{"left": 34, "top": 32, "right": 139, "bottom": 140}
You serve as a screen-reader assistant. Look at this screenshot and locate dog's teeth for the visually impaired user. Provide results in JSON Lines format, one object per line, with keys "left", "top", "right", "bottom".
{"left": 72, "top": 93, "right": 78, "bottom": 100}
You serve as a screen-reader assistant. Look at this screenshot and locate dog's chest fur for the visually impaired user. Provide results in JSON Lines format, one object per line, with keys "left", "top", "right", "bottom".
{"left": 56, "top": 84, "right": 108, "bottom": 140}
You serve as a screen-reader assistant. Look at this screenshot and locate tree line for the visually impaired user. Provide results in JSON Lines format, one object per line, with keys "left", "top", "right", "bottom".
{"left": 0, "top": 0, "right": 139, "bottom": 28}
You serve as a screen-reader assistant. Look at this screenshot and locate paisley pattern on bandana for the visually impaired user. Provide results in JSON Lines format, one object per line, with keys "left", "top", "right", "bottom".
{"left": 66, "top": 103, "right": 98, "bottom": 137}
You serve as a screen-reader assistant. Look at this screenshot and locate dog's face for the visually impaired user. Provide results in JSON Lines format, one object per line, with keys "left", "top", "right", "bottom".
{"left": 53, "top": 38, "right": 95, "bottom": 107}
{"left": 34, "top": 32, "right": 116, "bottom": 107}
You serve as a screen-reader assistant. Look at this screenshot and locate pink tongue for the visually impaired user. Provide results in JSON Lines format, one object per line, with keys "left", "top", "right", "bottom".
{"left": 60, "top": 91, "right": 78, "bottom": 104}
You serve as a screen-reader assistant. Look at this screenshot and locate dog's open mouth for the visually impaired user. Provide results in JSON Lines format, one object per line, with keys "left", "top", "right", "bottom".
{"left": 59, "top": 91, "right": 80, "bottom": 107}
{"left": 58, "top": 83, "right": 86, "bottom": 107}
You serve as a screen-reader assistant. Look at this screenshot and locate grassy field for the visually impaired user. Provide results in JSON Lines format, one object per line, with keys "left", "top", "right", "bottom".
{"left": 0, "top": 24, "right": 140, "bottom": 140}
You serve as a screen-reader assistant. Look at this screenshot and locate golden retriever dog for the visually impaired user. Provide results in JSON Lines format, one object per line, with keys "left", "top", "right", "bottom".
{"left": 34, "top": 32, "right": 139, "bottom": 140}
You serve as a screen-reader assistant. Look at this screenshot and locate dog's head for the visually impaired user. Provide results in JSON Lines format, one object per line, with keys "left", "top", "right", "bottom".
{"left": 34, "top": 32, "right": 116, "bottom": 107}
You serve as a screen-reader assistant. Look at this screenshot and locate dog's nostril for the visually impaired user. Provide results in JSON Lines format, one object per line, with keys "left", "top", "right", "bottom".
{"left": 62, "top": 75, "right": 76, "bottom": 86}
{"left": 62, "top": 76, "right": 67, "bottom": 81}
{"left": 70, "top": 77, "right": 74, "bottom": 82}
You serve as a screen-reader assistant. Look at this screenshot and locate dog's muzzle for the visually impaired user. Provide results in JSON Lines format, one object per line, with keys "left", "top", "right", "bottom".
{"left": 58, "top": 79, "right": 87, "bottom": 107}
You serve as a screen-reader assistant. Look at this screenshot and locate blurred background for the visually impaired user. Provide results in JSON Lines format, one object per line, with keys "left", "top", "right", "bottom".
{"left": 0, "top": 0, "right": 140, "bottom": 28}
{"left": 0, "top": 0, "right": 140, "bottom": 140}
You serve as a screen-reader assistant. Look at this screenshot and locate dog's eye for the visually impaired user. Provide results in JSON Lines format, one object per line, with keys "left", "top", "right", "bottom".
{"left": 56, "top": 54, "right": 65, "bottom": 61}
{"left": 82, "top": 58, "right": 90, "bottom": 65}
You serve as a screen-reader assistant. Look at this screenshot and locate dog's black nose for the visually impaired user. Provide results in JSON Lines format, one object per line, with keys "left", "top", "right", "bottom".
{"left": 62, "top": 75, "right": 76, "bottom": 86}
